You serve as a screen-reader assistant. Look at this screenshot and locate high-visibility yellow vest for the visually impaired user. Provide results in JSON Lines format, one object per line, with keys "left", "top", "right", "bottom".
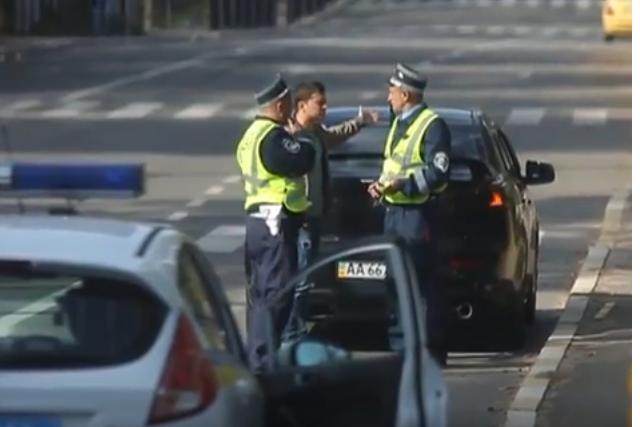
{"left": 236, "top": 118, "right": 309, "bottom": 213}
{"left": 379, "top": 108, "right": 439, "bottom": 205}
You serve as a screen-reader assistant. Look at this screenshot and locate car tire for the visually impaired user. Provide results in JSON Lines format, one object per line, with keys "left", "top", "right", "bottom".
{"left": 506, "top": 309, "right": 527, "bottom": 350}
{"left": 524, "top": 244, "right": 539, "bottom": 324}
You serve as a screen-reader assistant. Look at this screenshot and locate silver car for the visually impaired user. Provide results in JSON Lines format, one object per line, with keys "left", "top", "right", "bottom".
{"left": 0, "top": 214, "right": 447, "bottom": 427}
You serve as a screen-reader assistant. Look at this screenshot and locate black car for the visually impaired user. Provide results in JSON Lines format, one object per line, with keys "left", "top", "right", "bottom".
{"left": 313, "top": 106, "right": 555, "bottom": 346}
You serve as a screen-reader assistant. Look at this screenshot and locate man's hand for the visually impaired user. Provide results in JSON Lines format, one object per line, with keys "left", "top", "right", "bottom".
{"left": 286, "top": 118, "right": 302, "bottom": 134}
{"left": 367, "top": 181, "right": 384, "bottom": 200}
{"left": 357, "top": 106, "right": 380, "bottom": 125}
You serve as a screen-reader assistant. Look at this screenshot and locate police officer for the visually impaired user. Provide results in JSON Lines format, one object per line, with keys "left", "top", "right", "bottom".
{"left": 236, "top": 74, "right": 315, "bottom": 370}
{"left": 367, "top": 63, "right": 452, "bottom": 366}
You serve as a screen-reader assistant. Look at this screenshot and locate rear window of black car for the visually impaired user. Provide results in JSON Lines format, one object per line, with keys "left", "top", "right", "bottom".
{"left": 0, "top": 260, "right": 166, "bottom": 369}
{"left": 326, "top": 120, "right": 488, "bottom": 162}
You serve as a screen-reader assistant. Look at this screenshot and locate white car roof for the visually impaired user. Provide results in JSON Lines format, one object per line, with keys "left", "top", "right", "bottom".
{"left": 0, "top": 215, "right": 185, "bottom": 302}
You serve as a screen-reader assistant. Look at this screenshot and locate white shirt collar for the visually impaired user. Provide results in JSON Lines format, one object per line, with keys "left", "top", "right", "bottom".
{"left": 399, "top": 103, "right": 423, "bottom": 121}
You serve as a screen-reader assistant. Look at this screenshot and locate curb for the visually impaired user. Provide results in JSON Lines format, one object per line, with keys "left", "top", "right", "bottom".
{"left": 504, "top": 188, "right": 630, "bottom": 427}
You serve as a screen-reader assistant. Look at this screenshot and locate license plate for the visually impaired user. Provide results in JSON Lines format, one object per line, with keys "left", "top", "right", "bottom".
{"left": 0, "top": 415, "right": 61, "bottom": 427}
{"left": 337, "top": 261, "right": 387, "bottom": 280}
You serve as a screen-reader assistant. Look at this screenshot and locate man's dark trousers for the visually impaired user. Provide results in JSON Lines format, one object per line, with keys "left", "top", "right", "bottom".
{"left": 244, "top": 214, "right": 301, "bottom": 370}
{"left": 383, "top": 204, "right": 448, "bottom": 366}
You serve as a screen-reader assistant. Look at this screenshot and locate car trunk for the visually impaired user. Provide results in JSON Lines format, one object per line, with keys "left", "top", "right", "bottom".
{"left": 324, "top": 158, "right": 509, "bottom": 278}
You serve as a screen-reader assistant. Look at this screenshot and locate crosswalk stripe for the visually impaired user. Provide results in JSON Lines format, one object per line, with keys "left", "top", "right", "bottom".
{"left": 572, "top": 108, "right": 608, "bottom": 125}
{"left": 41, "top": 101, "right": 99, "bottom": 118}
{"left": 107, "top": 102, "right": 163, "bottom": 119}
{"left": 197, "top": 225, "right": 246, "bottom": 254}
{"left": 487, "top": 25, "right": 506, "bottom": 35}
{"left": 360, "top": 90, "right": 381, "bottom": 101}
{"left": 514, "top": 26, "right": 533, "bottom": 35}
{"left": 576, "top": 0, "right": 592, "bottom": 9}
{"left": 505, "top": 108, "right": 546, "bottom": 125}
{"left": 457, "top": 25, "right": 477, "bottom": 34}
{"left": 174, "top": 103, "right": 224, "bottom": 119}
{"left": 568, "top": 28, "right": 590, "bottom": 37}
{"left": 542, "top": 26, "right": 561, "bottom": 37}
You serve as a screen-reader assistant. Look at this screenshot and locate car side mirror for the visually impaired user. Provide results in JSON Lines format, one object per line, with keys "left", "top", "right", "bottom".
{"left": 524, "top": 160, "right": 555, "bottom": 185}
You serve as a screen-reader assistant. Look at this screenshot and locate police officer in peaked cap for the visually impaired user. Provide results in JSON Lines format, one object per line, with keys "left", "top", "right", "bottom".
{"left": 368, "top": 63, "right": 452, "bottom": 366}
{"left": 236, "top": 74, "right": 315, "bottom": 371}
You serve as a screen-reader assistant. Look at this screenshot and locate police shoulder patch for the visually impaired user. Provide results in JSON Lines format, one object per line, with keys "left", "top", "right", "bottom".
{"left": 282, "top": 138, "right": 301, "bottom": 154}
{"left": 433, "top": 151, "right": 449, "bottom": 173}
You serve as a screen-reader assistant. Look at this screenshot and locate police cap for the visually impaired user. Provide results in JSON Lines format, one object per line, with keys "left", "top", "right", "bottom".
{"left": 254, "top": 74, "right": 290, "bottom": 106}
{"left": 388, "top": 63, "right": 427, "bottom": 93}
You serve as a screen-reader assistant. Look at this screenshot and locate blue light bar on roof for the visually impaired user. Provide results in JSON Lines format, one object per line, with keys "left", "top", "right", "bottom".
{"left": 0, "top": 162, "right": 145, "bottom": 199}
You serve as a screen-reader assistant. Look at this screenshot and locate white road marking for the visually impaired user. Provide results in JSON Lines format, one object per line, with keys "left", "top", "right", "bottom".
{"left": 107, "top": 102, "right": 163, "bottom": 119}
{"left": 514, "top": 26, "right": 533, "bottom": 35}
{"left": 572, "top": 108, "right": 608, "bottom": 125}
{"left": 186, "top": 198, "right": 205, "bottom": 208}
{"left": 576, "top": 0, "right": 592, "bottom": 9}
{"left": 166, "top": 211, "right": 188, "bottom": 221}
{"left": 487, "top": 25, "right": 506, "bottom": 35}
{"left": 359, "top": 90, "right": 380, "bottom": 101}
{"left": 594, "top": 302, "right": 616, "bottom": 320}
{"left": 61, "top": 50, "right": 226, "bottom": 102}
{"left": 432, "top": 24, "right": 450, "bottom": 32}
{"left": 457, "top": 25, "right": 477, "bottom": 34}
{"left": 223, "top": 175, "right": 242, "bottom": 184}
{"left": 0, "top": 99, "right": 42, "bottom": 116}
{"left": 505, "top": 108, "right": 546, "bottom": 125}
{"left": 197, "top": 225, "right": 246, "bottom": 254}
{"left": 542, "top": 26, "right": 561, "bottom": 37}
{"left": 174, "top": 103, "right": 224, "bottom": 119}
{"left": 205, "top": 185, "right": 224, "bottom": 196}
{"left": 242, "top": 107, "right": 259, "bottom": 120}
{"left": 41, "top": 101, "right": 99, "bottom": 118}
{"left": 568, "top": 28, "right": 589, "bottom": 37}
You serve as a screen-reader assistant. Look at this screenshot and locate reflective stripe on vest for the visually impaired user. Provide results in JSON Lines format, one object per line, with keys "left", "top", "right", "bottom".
{"left": 380, "top": 108, "right": 438, "bottom": 205}
{"left": 236, "top": 119, "right": 309, "bottom": 213}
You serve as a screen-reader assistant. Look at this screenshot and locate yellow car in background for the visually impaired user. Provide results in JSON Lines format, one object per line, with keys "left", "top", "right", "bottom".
{"left": 602, "top": 0, "right": 632, "bottom": 41}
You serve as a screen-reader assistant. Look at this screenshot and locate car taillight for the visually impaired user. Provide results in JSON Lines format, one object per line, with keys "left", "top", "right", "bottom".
{"left": 489, "top": 191, "right": 505, "bottom": 207}
{"left": 148, "top": 315, "right": 218, "bottom": 424}
{"left": 449, "top": 258, "right": 482, "bottom": 270}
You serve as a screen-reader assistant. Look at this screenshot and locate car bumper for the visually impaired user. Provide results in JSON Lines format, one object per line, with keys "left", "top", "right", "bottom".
{"left": 603, "top": 15, "right": 632, "bottom": 35}
{"left": 445, "top": 278, "right": 522, "bottom": 323}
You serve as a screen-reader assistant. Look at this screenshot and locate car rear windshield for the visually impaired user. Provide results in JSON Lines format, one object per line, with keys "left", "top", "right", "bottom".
{"left": 0, "top": 260, "right": 167, "bottom": 369}
{"left": 327, "top": 121, "right": 487, "bottom": 161}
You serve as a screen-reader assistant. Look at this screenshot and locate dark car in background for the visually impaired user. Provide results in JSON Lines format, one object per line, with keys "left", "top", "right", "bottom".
{"left": 313, "top": 106, "right": 555, "bottom": 347}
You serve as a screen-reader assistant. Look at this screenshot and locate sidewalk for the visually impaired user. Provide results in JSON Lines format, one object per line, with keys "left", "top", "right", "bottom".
{"left": 535, "top": 197, "right": 632, "bottom": 427}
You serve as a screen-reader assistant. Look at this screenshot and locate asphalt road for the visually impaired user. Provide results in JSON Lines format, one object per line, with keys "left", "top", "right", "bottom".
{"left": 0, "top": 0, "right": 631, "bottom": 425}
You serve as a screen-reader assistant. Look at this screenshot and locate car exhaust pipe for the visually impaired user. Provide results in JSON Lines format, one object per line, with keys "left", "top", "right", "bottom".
{"left": 456, "top": 303, "right": 473, "bottom": 320}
